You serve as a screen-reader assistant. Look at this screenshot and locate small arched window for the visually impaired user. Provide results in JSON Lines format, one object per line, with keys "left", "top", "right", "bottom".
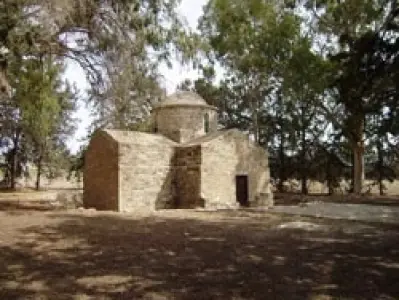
{"left": 204, "top": 113, "right": 210, "bottom": 133}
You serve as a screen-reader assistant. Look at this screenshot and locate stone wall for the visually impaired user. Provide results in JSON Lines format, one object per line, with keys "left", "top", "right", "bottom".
{"left": 84, "top": 127, "right": 273, "bottom": 212}
{"left": 84, "top": 131, "right": 119, "bottom": 210}
{"left": 173, "top": 146, "right": 203, "bottom": 208}
{"left": 117, "top": 131, "right": 176, "bottom": 211}
{"left": 200, "top": 129, "right": 273, "bottom": 209}
{"left": 154, "top": 106, "right": 218, "bottom": 143}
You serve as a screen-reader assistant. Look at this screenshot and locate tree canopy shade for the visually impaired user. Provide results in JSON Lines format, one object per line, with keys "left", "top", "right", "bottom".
{"left": 1, "top": 0, "right": 398, "bottom": 194}
{"left": 184, "top": 0, "right": 399, "bottom": 195}
{"left": 306, "top": 0, "right": 399, "bottom": 193}
{"left": 0, "top": 0, "right": 199, "bottom": 189}
{"left": 198, "top": 0, "right": 304, "bottom": 142}
{"left": 199, "top": 0, "right": 301, "bottom": 73}
{"left": 0, "top": 0, "right": 200, "bottom": 97}
{"left": 14, "top": 56, "right": 76, "bottom": 189}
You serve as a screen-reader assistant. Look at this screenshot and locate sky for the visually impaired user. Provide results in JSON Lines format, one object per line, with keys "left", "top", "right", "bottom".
{"left": 65, "top": 0, "right": 208, "bottom": 153}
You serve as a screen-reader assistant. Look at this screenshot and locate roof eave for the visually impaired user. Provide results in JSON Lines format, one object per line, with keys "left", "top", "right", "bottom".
{"left": 152, "top": 104, "right": 218, "bottom": 111}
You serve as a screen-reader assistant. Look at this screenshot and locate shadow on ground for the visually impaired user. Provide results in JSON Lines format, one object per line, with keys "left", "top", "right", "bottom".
{"left": 0, "top": 201, "right": 54, "bottom": 211}
{"left": 0, "top": 210, "right": 398, "bottom": 299}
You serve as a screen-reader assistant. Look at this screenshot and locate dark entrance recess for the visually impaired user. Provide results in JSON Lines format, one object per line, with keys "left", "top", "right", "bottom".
{"left": 236, "top": 175, "right": 249, "bottom": 207}
{"left": 204, "top": 113, "right": 210, "bottom": 133}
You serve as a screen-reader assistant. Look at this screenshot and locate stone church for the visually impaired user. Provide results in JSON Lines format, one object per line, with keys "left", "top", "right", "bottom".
{"left": 84, "top": 92, "right": 273, "bottom": 211}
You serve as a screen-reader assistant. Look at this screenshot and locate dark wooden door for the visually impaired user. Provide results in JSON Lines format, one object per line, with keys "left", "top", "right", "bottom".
{"left": 236, "top": 175, "right": 249, "bottom": 207}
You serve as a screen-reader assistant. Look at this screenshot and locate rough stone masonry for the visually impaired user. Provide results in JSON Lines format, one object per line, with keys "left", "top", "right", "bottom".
{"left": 84, "top": 91, "right": 273, "bottom": 211}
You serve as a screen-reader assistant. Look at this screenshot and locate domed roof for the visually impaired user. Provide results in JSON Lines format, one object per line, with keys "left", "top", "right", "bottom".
{"left": 153, "top": 91, "right": 217, "bottom": 110}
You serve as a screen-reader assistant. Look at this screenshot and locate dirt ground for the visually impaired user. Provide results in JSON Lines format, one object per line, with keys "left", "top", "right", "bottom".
{"left": 0, "top": 204, "right": 399, "bottom": 300}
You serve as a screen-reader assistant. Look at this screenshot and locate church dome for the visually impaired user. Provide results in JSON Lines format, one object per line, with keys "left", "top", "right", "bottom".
{"left": 154, "top": 91, "right": 215, "bottom": 109}
{"left": 151, "top": 91, "right": 218, "bottom": 143}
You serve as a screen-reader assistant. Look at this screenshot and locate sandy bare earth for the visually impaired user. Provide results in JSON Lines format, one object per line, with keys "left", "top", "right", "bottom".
{"left": 0, "top": 207, "right": 398, "bottom": 300}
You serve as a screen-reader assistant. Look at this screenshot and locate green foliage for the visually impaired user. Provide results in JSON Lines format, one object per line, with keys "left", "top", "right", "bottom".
{"left": 309, "top": 0, "right": 399, "bottom": 193}
{"left": 1, "top": 0, "right": 199, "bottom": 87}
{"left": 200, "top": 0, "right": 301, "bottom": 74}
{"left": 67, "top": 145, "right": 86, "bottom": 183}
{"left": 0, "top": 53, "right": 77, "bottom": 189}
{"left": 0, "top": 0, "right": 200, "bottom": 188}
{"left": 2, "top": 0, "right": 398, "bottom": 195}
{"left": 16, "top": 58, "right": 61, "bottom": 144}
{"left": 183, "top": 0, "right": 399, "bottom": 195}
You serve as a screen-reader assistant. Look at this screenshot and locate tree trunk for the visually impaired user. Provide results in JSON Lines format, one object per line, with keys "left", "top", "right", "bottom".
{"left": 276, "top": 90, "right": 286, "bottom": 193}
{"left": 277, "top": 128, "right": 286, "bottom": 193}
{"left": 9, "top": 147, "right": 17, "bottom": 190}
{"left": 35, "top": 154, "right": 43, "bottom": 191}
{"left": 251, "top": 97, "right": 259, "bottom": 143}
{"left": 349, "top": 151, "right": 354, "bottom": 193}
{"left": 300, "top": 121, "right": 308, "bottom": 195}
{"left": 350, "top": 114, "right": 365, "bottom": 195}
{"left": 377, "top": 140, "right": 384, "bottom": 196}
{"left": 352, "top": 142, "right": 365, "bottom": 195}
{"left": 301, "top": 178, "right": 308, "bottom": 195}
{"left": 9, "top": 129, "right": 21, "bottom": 190}
{"left": 326, "top": 160, "right": 334, "bottom": 195}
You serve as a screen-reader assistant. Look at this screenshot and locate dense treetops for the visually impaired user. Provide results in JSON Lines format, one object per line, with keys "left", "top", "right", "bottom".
{"left": 0, "top": 0, "right": 398, "bottom": 194}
